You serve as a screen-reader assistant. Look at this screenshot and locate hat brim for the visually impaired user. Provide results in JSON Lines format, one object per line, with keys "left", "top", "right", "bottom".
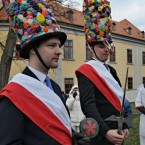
{"left": 88, "top": 40, "right": 112, "bottom": 46}
{"left": 20, "top": 32, "right": 67, "bottom": 59}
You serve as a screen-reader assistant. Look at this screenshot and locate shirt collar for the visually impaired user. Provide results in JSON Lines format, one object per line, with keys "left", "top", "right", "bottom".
{"left": 92, "top": 57, "right": 110, "bottom": 72}
{"left": 28, "top": 66, "right": 48, "bottom": 83}
{"left": 92, "top": 57, "right": 107, "bottom": 65}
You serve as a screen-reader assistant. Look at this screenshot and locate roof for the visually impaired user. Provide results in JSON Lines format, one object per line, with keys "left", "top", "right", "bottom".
{"left": 47, "top": 1, "right": 84, "bottom": 26}
{"left": 112, "top": 19, "right": 145, "bottom": 41}
{"left": 0, "top": 2, "right": 145, "bottom": 41}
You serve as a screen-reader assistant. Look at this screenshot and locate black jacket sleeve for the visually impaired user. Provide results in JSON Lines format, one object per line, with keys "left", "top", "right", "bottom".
{"left": 78, "top": 72, "right": 110, "bottom": 137}
{"left": 0, "top": 97, "right": 25, "bottom": 145}
{"left": 138, "top": 107, "right": 145, "bottom": 115}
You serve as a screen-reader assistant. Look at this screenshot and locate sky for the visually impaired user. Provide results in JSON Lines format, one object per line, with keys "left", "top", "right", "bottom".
{"left": 72, "top": 0, "right": 145, "bottom": 31}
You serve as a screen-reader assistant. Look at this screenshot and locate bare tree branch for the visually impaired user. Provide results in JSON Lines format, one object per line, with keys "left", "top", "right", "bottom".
{"left": 0, "top": 42, "right": 5, "bottom": 50}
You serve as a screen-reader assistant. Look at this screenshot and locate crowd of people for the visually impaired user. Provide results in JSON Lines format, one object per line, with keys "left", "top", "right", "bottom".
{"left": 0, "top": 0, "right": 144, "bottom": 145}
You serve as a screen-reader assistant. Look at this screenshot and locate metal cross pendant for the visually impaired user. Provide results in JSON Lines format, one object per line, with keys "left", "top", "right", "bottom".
{"left": 105, "top": 113, "right": 140, "bottom": 134}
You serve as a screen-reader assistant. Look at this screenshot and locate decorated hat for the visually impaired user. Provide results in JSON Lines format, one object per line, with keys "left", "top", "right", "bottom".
{"left": 83, "top": 0, "right": 112, "bottom": 44}
{"left": 2, "top": 0, "right": 67, "bottom": 59}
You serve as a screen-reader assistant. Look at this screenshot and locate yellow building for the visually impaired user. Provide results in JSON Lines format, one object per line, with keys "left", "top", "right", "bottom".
{"left": 0, "top": 3, "right": 145, "bottom": 98}
{"left": 0, "top": 1, "right": 2, "bottom": 8}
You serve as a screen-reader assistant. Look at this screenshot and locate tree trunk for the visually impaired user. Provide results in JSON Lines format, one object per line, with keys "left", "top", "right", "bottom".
{"left": 0, "top": 27, "right": 17, "bottom": 91}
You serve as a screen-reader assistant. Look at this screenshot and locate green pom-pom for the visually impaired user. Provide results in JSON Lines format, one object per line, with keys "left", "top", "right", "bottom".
{"left": 10, "top": 10, "right": 14, "bottom": 15}
{"left": 20, "top": 24, "right": 24, "bottom": 29}
{"left": 90, "top": 27, "right": 96, "bottom": 32}
{"left": 41, "top": 20, "right": 46, "bottom": 26}
{"left": 20, "top": 3, "right": 28, "bottom": 11}
{"left": 27, "top": 0, "right": 32, "bottom": 3}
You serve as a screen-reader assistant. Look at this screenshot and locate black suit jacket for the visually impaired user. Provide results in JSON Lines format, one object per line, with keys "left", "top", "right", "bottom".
{"left": 78, "top": 65, "right": 126, "bottom": 145}
{"left": 0, "top": 67, "right": 68, "bottom": 145}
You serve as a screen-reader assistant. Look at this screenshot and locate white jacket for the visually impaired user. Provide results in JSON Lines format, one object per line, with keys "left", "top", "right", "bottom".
{"left": 66, "top": 86, "right": 85, "bottom": 126}
{"left": 135, "top": 84, "right": 145, "bottom": 136}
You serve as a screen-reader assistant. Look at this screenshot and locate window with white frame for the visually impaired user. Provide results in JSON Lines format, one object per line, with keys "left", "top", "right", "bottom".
{"left": 66, "top": 10, "right": 74, "bottom": 21}
{"left": 110, "top": 47, "right": 116, "bottom": 62}
{"left": 127, "top": 49, "right": 132, "bottom": 64}
{"left": 86, "top": 44, "right": 92, "bottom": 60}
{"left": 128, "top": 77, "right": 133, "bottom": 90}
{"left": 142, "top": 52, "right": 145, "bottom": 65}
{"left": 64, "top": 78, "right": 74, "bottom": 95}
{"left": 112, "top": 22, "right": 116, "bottom": 31}
{"left": 143, "top": 77, "right": 145, "bottom": 84}
{"left": 13, "top": 43, "right": 21, "bottom": 59}
{"left": 63, "top": 40, "right": 73, "bottom": 60}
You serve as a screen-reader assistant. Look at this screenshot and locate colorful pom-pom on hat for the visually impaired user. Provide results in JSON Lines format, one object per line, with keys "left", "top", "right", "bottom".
{"left": 83, "top": 0, "right": 112, "bottom": 45}
{"left": 2, "top": 0, "right": 67, "bottom": 59}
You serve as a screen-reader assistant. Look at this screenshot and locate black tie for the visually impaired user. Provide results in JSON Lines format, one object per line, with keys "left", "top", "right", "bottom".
{"left": 104, "top": 63, "right": 109, "bottom": 70}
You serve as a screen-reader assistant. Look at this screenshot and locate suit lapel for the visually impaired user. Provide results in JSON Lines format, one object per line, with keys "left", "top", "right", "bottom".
{"left": 51, "top": 80, "right": 66, "bottom": 105}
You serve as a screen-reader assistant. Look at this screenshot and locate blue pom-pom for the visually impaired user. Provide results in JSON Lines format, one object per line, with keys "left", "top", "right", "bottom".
{"left": 92, "top": 33, "right": 96, "bottom": 38}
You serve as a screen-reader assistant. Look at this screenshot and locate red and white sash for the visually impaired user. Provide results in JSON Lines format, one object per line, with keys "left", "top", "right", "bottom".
{"left": 76, "top": 60, "right": 123, "bottom": 112}
{"left": 0, "top": 73, "right": 72, "bottom": 145}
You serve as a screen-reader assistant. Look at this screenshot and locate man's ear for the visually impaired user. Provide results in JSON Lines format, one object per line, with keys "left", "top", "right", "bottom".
{"left": 29, "top": 49, "right": 37, "bottom": 59}
{"left": 30, "top": 49, "right": 36, "bottom": 55}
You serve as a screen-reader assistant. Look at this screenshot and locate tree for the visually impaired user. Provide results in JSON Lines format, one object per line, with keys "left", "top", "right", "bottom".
{"left": 0, "top": 28, "right": 17, "bottom": 91}
{"left": 0, "top": 0, "right": 80, "bottom": 91}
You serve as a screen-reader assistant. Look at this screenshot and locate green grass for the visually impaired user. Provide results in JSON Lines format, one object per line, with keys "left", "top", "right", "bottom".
{"left": 124, "top": 102, "right": 140, "bottom": 145}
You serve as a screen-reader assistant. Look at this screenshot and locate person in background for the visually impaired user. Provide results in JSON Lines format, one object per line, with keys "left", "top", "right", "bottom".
{"left": 135, "top": 84, "right": 145, "bottom": 145}
{"left": 66, "top": 85, "right": 85, "bottom": 132}
{"left": 124, "top": 99, "right": 132, "bottom": 118}
{"left": 62, "top": 91, "right": 69, "bottom": 102}
{"left": 124, "top": 99, "right": 133, "bottom": 128}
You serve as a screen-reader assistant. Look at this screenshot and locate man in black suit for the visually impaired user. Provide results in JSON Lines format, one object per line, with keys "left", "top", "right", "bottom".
{"left": 0, "top": 0, "right": 90, "bottom": 145}
{"left": 76, "top": 0, "right": 129, "bottom": 144}
{"left": 0, "top": 32, "right": 90, "bottom": 145}
{"left": 76, "top": 41, "right": 129, "bottom": 145}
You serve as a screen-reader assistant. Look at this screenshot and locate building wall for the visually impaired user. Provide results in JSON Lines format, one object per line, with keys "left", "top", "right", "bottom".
{"left": 108, "top": 42, "right": 135, "bottom": 88}
{"left": 0, "top": 30, "right": 8, "bottom": 46}
{"left": 108, "top": 40, "right": 145, "bottom": 90}
{"left": 10, "top": 60, "right": 27, "bottom": 77}
{"left": 0, "top": 23, "right": 145, "bottom": 94}
{"left": 0, "top": 1, "right": 2, "bottom": 8}
{"left": 61, "top": 33, "right": 86, "bottom": 91}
